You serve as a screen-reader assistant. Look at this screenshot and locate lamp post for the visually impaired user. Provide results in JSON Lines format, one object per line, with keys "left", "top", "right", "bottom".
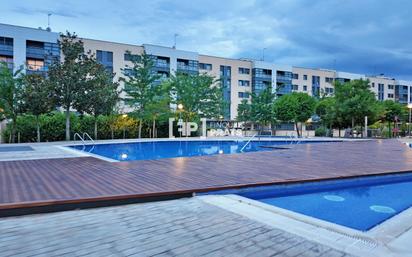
{"left": 177, "top": 104, "right": 184, "bottom": 138}
{"left": 408, "top": 103, "right": 412, "bottom": 137}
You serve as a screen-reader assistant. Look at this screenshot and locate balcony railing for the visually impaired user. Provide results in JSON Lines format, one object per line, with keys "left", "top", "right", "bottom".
{"left": 154, "top": 60, "right": 170, "bottom": 68}
{"left": 177, "top": 63, "right": 198, "bottom": 72}
{"left": 26, "top": 47, "right": 45, "bottom": 58}
{"left": 0, "top": 44, "right": 13, "bottom": 52}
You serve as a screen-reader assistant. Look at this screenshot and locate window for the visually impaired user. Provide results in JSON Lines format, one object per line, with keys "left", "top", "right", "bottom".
{"left": 106, "top": 52, "right": 113, "bottom": 62}
{"left": 199, "top": 63, "right": 212, "bottom": 70}
{"left": 124, "top": 53, "right": 140, "bottom": 62}
{"left": 371, "top": 82, "right": 375, "bottom": 87}
{"left": 238, "top": 80, "right": 250, "bottom": 87}
{"left": 292, "top": 73, "right": 299, "bottom": 79}
{"left": 238, "top": 92, "right": 250, "bottom": 98}
{"left": 96, "top": 50, "right": 103, "bottom": 62}
{"left": 388, "top": 93, "right": 394, "bottom": 98}
{"left": 238, "top": 67, "right": 250, "bottom": 74}
{"left": 292, "top": 84, "right": 299, "bottom": 90}
{"left": 123, "top": 68, "right": 136, "bottom": 77}
{"left": 325, "top": 87, "right": 334, "bottom": 94}
{"left": 96, "top": 50, "right": 113, "bottom": 62}
{"left": 0, "top": 55, "right": 13, "bottom": 70}
{"left": 220, "top": 65, "right": 231, "bottom": 77}
{"left": 303, "top": 75, "right": 308, "bottom": 80}
{"left": 26, "top": 58, "right": 44, "bottom": 70}
{"left": 388, "top": 84, "right": 394, "bottom": 90}
{"left": 303, "top": 85, "right": 307, "bottom": 91}
{"left": 325, "top": 77, "right": 333, "bottom": 83}
{"left": 26, "top": 40, "right": 44, "bottom": 49}
{"left": 378, "top": 83, "right": 384, "bottom": 101}
{"left": 0, "top": 37, "right": 13, "bottom": 46}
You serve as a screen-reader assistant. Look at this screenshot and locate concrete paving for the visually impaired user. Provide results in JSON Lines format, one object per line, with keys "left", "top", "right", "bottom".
{"left": 0, "top": 197, "right": 354, "bottom": 257}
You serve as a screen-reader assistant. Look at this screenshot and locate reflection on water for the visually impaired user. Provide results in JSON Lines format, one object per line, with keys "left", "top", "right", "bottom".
{"left": 74, "top": 140, "right": 302, "bottom": 161}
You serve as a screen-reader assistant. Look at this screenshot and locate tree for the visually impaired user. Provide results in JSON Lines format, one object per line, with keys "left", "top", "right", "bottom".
{"left": 315, "top": 97, "right": 336, "bottom": 136}
{"left": 166, "top": 73, "right": 224, "bottom": 121}
{"left": 121, "top": 51, "right": 160, "bottom": 138}
{"left": 141, "top": 82, "right": 171, "bottom": 138}
{"left": 74, "top": 61, "right": 119, "bottom": 139}
{"left": 236, "top": 99, "right": 251, "bottom": 122}
{"left": 19, "top": 73, "right": 55, "bottom": 142}
{"left": 379, "top": 100, "right": 405, "bottom": 138}
{"left": 0, "top": 63, "right": 24, "bottom": 143}
{"left": 334, "top": 80, "right": 378, "bottom": 131}
{"left": 48, "top": 32, "right": 96, "bottom": 141}
{"left": 274, "top": 92, "right": 316, "bottom": 137}
{"left": 249, "top": 88, "right": 276, "bottom": 133}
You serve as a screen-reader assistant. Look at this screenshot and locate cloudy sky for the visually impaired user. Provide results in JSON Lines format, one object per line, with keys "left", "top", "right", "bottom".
{"left": 1, "top": 0, "right": 411, "bottom": 79}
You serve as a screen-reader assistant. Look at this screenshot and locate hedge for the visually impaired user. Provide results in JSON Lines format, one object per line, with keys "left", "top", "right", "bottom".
{"left": 1, "top": 112, "right": 170, "bottom": 143}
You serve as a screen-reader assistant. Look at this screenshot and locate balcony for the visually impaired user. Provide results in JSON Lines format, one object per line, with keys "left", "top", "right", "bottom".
{"left": 0, "top": 44, "right": 13, "bottom": 55}
{"left": 26, "top": 47, "right": 46, "bottom": 59}
{"left": 154, "top": 60, "right": 170, "bottom": 68}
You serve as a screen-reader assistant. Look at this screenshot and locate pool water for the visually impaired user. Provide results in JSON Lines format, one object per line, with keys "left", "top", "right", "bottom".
{"left": 236, "top": 173, "right": 412, "bottom": 231}
{"left": 69, "top": 140, "right": 326, "bottom": 161}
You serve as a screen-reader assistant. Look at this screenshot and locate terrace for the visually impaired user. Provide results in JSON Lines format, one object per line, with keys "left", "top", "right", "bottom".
{"left": 1, "top": 138, "right": 412, "bottom": 256}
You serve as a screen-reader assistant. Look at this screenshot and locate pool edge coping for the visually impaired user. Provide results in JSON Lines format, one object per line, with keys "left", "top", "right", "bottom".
{"left": 199, "top": 194, "right": 412, "bottom": 257}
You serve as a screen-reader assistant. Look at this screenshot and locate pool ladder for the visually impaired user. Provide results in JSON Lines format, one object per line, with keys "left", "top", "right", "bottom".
{"left": 74, "top": 132, "right": 96, "bottom": 152}
{"left": 240, "top": 133, "right": 260, "bottom": 152}
{"left": 288, "top": 134, "right": 301, "bottom": 146}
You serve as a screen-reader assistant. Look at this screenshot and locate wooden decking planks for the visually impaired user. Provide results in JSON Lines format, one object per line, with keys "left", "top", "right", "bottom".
{"left": 0, "top": 139, "right": 412, "bottom": 214}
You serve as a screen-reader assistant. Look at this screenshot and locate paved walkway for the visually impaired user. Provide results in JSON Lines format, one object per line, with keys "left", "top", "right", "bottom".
{"left": 0, "top": 198, "right": 354, "bottom": 257}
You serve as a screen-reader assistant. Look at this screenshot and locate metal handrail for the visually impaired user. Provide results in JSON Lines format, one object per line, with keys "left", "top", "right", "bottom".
{"left": 240, "top": 133, "right": 258, "bottom": 152}
{"left": 73, "top": 133, "right": 86, "bottom": 151}
{"left": 82, "top": 132, "right": 96, "bottom": 152}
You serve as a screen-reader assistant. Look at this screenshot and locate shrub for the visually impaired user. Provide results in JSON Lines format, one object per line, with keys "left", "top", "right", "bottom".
{"left": 1, "top": 112, "right": 173, "bottom": 143}
{"left": 315, "top": 126, "right": 327, "bottom": 137}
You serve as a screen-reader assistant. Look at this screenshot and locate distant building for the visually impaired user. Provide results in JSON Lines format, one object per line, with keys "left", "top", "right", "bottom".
{"left": 1, "top": 23, "right": 410, "bottom": 120}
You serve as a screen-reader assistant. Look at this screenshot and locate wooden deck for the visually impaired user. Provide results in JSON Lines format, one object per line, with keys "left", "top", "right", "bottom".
{"left": 1, "top": 139, "right": 412, "bottom": 216}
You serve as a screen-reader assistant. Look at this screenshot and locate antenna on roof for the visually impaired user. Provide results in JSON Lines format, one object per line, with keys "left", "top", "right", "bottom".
{"left": 173, "top": 33, "right": 178, "bottom": 49}
{"left": 46, "top": 13, "right": 52, "bottom": 32}
{"left": 262, "top": 48, "right": 266, "bottom": 61}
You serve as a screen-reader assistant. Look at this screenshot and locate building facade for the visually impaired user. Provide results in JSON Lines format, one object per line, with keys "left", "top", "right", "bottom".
{"left": 1, "top": 22, "right": 411, "bottom": 120}
{"left": 0, "top": 23, "right": 60, "bottom": 75}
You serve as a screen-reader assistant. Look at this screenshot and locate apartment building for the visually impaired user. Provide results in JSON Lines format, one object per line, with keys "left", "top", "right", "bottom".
{"left": 0, "top": 23, "right": 59, "bottom": 75}
{"left": 198, "top": 55, "right": 252, "bottom": 119}
{"left": 291, "top": 67, "right": 336, "bottom": 97}
{"left": 1, "top": 22, "right": 411, "bottom": 121}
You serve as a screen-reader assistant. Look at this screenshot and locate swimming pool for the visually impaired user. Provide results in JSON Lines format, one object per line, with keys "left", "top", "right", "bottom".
{"left": 69, "top": 140, "right": 328, "bottom": 161}
{"left": 228, "top": 172, "right": 412, "bottom": 231}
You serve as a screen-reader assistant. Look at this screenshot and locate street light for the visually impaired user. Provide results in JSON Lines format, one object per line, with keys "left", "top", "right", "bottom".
{"left": 407, "top": 103, "right": 412, "bottom": 137}
{"left": 177, "top": 104, "right": 184, "bottom": 138}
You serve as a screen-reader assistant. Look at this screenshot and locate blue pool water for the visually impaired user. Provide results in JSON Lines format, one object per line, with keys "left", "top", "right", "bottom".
{"left": 230, "top": 173, "right": 412, "bottom": 231}
{"left": 69, "top": 140, "right": 328, "bottom": 161}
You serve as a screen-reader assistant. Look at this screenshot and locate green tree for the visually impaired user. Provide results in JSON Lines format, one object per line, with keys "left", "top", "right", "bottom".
{"left": 274, "top": 92, "right": 316, "bottom": 137}
{"left": 166, "top": 73, "right": 224, "bottom": 121}
{"left": 141, "top": 82, "right": 171, "bottom": 138}
{"left": 74, "top": 62, "right": 120, "bottom": 139}
{"left": 379, "top": 100, "right": 405, "bottom": 138}
{"left": 315, "top": 97, "right": 336, "bottom": 136}
{"left": 250, "top": 88, "right": 276, "bottom": 133}
{"left": 334, "top": 80, "right": 378, "bottom": 132}
{"left": 19, "top": 73, "right": 55, "bottom": 142}
{"left": 48, "top": 32, "right": 96, "bottom": 141}
{"left": 236, "top": 99, "right": 251, "bottom": 122}
{"left": 0, "top": 63, "right": 24, "bottom": 143}
{"left": 121, "top": 51, "right": 160, "bottom": 138}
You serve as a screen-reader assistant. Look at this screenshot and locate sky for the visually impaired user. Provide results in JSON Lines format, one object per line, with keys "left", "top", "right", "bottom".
{"left": 1, "top": 0, "right": 411, "bottom": 79}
